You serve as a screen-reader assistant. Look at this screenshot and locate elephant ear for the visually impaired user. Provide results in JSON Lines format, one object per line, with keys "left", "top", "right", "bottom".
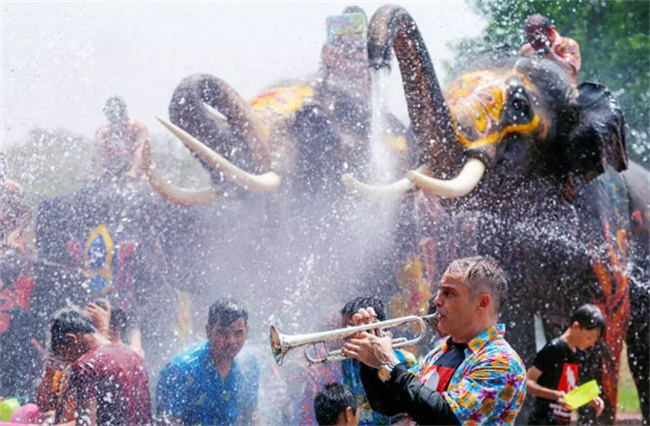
{"left": 566, "top": 82, "right": 628, "bottom": 185}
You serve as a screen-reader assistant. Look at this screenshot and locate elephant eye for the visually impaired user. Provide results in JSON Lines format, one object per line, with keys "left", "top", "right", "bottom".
{"left": 507, "top": 88, "right": 532, "bottom": 123}
{"left": 512, "top": 97, "right": 528, "bottom": 111}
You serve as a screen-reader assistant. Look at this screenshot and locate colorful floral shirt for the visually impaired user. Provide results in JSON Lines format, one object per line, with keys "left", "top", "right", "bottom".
{"left": 413, "top": 324, "right": 527, "bottom": 425}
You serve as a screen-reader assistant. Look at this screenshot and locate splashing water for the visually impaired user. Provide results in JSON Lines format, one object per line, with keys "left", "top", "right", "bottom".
{"left": 369, "top": 67, "right": 397, "bottom": 184}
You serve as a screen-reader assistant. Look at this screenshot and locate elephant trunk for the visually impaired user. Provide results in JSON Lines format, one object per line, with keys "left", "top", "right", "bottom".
{"left": 169, "top": 73, "right": 271, "bottom": 172}
{"left": 368, "top": 5, "right": 463, "bottom": 178}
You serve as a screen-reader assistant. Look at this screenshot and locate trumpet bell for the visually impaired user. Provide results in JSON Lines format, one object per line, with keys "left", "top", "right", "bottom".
{"left": 270, "top": 325, "right": 285, "bottom": 365}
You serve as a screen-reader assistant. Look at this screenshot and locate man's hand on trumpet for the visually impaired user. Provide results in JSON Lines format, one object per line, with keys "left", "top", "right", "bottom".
{"left": 341, "top": 307, "right": 400, "bottom": 369}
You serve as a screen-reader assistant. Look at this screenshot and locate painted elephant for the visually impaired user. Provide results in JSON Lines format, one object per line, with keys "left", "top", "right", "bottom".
{"left": 144, "top": 7, "right": 419, "bottom": 321}
{"left": 33, "top": 100, "right": 199, "bottom": 375}
{"left": 345, "top": 6, "right": 649, "bottom": 424}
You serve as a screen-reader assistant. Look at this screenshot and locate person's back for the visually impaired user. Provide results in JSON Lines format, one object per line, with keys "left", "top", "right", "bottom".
{"left": 69, "top": 343, "right": 151, "bottom": 425}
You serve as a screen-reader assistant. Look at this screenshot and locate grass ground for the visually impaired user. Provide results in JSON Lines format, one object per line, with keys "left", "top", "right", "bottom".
{"left": 617, "top": 345, "right": 641, "bottom": 414}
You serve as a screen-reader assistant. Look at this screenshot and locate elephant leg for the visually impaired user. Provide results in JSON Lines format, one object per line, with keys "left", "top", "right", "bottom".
{"left": 627, "top": 275, "right": 650, "bottom": 424}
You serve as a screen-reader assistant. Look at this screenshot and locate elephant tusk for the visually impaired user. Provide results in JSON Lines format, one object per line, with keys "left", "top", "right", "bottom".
{"left": 341, "top": 165, "right": 430, "bottom": 197}
{"left": 148, "top": 168, "right": 222, "bottom": 207}
{"left": 156, "top": 116, "right": 281, "bottom": 193}
{"left": 406, "top": 158, "right": 486, "bottom": 198}
{"left": 142, "top": 138, "right": 222, "bottom": 206}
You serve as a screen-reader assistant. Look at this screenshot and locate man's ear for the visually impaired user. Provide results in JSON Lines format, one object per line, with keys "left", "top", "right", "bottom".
{"left": 341, "top": 406, "right": 356, "bottom": 425}
{"left": 477, "top": 294, "right": 491, "bottom": 310}
{"left": 64, "top": 333, "right": 78, "bottom": 343}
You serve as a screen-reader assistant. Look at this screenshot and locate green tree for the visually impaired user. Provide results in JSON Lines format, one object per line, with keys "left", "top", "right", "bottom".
{"left": 4, "top": 128, "right": 210, "bottom": 209}
{"left": 452, "top": 0, "right": 649, "bottom": 166}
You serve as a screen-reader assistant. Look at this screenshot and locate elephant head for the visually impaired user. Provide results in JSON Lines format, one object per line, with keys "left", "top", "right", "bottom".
{"left": 344, "top": 5, "right": 628, "bottom": 202}
{"left": 145, "top": 6, "right": 383, "bottom": 206}
{"left": 143, "top": 74, "right": 281, "bottom": 207}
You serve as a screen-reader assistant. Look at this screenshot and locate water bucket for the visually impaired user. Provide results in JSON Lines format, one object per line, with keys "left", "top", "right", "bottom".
{"left": 564, "top": 380, "right": 600, "bottom": 409}
{"left": 0, "top": 398, "right": 21, "bottom": 422}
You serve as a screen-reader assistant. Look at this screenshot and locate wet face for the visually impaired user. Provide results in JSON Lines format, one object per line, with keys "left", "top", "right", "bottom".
{"left": 55, "top": 333, "right": 93, "bottom": 363}
{"left": 526, "top": 24, "right": 553, "bottom": 50}
{"left": 433, "top": 273, "right": 481, "bottom": 340}
{"left": 574, "top": 326, "right": 601, "bottom": 350}
{"left": 206, "top": 317, "right": 249, "bottom": 360}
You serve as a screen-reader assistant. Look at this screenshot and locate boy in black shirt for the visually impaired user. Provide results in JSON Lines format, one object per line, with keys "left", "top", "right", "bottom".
{"left": 527, "top": 304, "right": 606, "bottom": 425}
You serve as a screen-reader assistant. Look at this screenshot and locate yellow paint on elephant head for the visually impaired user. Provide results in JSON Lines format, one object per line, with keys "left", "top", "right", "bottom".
{"left": 446, "top": 70, "right": 541, "bottom": 150}
{"left": 249, "top": 85, "right": 315, "bottom": 138}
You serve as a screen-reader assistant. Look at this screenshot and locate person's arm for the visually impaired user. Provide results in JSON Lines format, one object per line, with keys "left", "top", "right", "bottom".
{"left": 359, "top": 362, "right": 459, "bottom": 424}
{"left": 86, "top": 302, "right": 111, "bottom": 339}
{"left": 343, "top": 308, "right": 459, "bottom": 424}
{"left": 588, "top": 396, "right": 604, "bottom": 417}
{"left": 526, "top": 366, "right": 565, "bottom": 401}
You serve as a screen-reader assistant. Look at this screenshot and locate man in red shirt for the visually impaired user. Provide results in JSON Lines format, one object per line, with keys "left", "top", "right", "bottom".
{"left": 50, "top": 308, "right": 151, "bottom": 425}
{"left": 519, "top": 14, "right": 581, "bottom": 87}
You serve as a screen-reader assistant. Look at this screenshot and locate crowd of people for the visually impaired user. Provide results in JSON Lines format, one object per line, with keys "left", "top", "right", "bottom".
{"left": 0, "top": 255, "right": 606, "bottom": 426}
{"left": 0, "top": 11, "right": 606, "bottom": 426}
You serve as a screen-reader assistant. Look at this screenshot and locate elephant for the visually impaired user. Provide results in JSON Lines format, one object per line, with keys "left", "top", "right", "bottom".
{"left": 344, "top": 6, "right": 650, "bottom": 424}
{"left": 143, "top": 7, "right": 420, "bottom": 323}
{"left": 32, "top": 98, "right": 201, "bottom": 375}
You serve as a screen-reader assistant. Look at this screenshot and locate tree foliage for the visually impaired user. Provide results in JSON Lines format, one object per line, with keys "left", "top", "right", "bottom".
{"left": 453, "top": 0, "right": 649, "bottom": 166}
{"left": 4, "top": 129, "right": 210, "bottom": 209}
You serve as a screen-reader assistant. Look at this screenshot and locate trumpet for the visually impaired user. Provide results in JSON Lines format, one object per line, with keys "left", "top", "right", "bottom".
{"left": 270, "top": 313, "right": 438, "bottom": 365}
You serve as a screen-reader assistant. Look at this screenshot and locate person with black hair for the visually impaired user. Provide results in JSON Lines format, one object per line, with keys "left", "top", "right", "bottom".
{"left": 519, "top": 14, "right": 581, "bottom": 86}
{"left": 340, "top": 296, "right": 416, "bottom": 426}
{"left": 527, "top": 304, "right": 606, "bottom": 425}
{"left": 314, "top": 383, "right": 359, "bottom": 426}
{"left": 156, "top": 298, "right": 259, "bottom": 426}
{"left": 342, "top": 256, "right": 527, "bottom": 425}
{"left": 48, "top": 307, "right": 151, "bottom": 425}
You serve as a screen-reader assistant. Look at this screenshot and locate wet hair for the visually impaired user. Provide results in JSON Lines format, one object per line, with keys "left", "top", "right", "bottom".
{"left": 103, "top": 96, "right": 127, "bottom": 120}
{"left": 445, "top": 256, "right": 509, "bottom": 312}
{"left": 50, "top": 307, "right": 96, "bottom": 354}
{"left": 570, "top": 304, "right": 605, "bottom": 336}
{"left": 342, "top": 5, "right": 367, "bottom": 21}
{"left": 341, "top": 296, "right": 387, "bottom": 321}
{"left": 93, "top": 298, "right": 129, "bottom": 336}
{"left": 524, "top": 14, "right": 552, "bottom": 32}
{"left": 314, "top": 382, "right": 358, "bottom": 426}
{"left": 207, "top": 298, "right": 248, "bottom": 326}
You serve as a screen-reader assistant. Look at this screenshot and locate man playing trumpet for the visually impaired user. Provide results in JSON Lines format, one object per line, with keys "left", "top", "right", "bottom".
{"left": 341, "top": 256, "right": 527, "bottom": 425}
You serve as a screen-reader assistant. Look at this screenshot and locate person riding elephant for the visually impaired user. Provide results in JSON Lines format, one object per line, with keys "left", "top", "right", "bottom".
{"left": 344, "top": 6, "right": 649, "bottom": 424}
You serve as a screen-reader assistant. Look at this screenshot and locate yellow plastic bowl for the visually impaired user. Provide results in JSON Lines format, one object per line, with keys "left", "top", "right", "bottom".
{"left": 0, "top": 398, "right": 21, "bottom": 422}
{"left": 564, "top": 380, "right": 600, "bottom": 409}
